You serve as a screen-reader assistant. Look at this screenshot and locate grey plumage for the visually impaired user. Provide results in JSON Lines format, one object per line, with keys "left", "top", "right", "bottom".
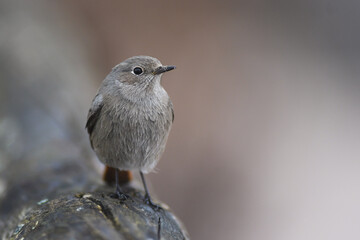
{"left": 86, "top": 56, "right": 174, "bottom": 174}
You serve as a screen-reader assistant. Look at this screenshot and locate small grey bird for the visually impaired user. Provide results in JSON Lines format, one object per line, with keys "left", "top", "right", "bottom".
{"left": 86, "top": 56, "right": 175, "bottom": 207}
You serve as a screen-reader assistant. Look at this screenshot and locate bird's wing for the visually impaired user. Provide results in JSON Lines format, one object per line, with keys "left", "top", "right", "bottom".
{"left": 171, "top": 107, "right": 174, "bottom": 123}
{"left": 85, "top": 94, "right": 104, "bottom": 140}
{"left": 168, "top": 99, "right": 174, "bottom": 123}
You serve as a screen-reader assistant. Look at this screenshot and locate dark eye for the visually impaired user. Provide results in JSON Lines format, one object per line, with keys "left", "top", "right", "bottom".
{"left": 133, "top": 67, "right": 143, "bottom": 75}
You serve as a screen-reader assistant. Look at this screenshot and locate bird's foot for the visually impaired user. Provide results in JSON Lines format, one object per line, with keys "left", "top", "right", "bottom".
{"left": 144, "top": 194, "right": 162, "bottom": 211}
{"left": 110, "top": 188, "right": 130, "bottom": 201}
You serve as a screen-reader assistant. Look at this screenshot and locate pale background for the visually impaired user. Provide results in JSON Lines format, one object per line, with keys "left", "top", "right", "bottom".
{"left": 1, "top": 1, "right": 360, "bottom": 239}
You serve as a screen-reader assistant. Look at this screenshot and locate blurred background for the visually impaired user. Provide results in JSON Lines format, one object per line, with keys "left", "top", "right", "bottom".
{"left": 1, "top": 0, "right": 360, "bottom": 239}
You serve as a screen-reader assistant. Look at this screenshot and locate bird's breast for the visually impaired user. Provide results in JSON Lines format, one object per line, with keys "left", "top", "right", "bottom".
{"left": 107, "top": 95, "right": 171, "bottom": 127}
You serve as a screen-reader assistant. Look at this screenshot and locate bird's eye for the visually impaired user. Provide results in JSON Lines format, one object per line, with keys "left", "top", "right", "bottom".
{"left": 132, "top": 67, "right": 143, "bottom": 75}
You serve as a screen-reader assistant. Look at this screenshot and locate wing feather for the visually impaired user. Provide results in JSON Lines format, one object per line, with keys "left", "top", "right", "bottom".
{"left": 85, "top": 94, "right": 103, "bottom": 147}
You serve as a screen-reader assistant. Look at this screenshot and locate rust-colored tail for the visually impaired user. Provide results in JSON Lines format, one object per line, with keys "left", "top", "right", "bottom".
{"left": 103, "top": 166, "right": 132, "bottom": 185}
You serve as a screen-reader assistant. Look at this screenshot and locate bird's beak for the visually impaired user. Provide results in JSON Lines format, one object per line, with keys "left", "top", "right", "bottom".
{"left": 153, "top": 65, "right": 176, "bottom": 75}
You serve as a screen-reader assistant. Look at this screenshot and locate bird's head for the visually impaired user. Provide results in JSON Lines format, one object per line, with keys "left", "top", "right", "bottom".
{"left": 109, "top": 56, "right": 175, "bottom": 91}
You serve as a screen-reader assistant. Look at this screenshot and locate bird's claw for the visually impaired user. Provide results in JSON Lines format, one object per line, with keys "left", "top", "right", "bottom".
{"left": 144, "top": 195, "right": 162, "bottom": 211}
{"left": 110, "top": 190, "right": 130, "bottom": 201}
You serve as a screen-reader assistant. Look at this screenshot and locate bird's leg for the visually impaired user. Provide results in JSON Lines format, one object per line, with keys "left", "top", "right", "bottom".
{"left": 140, "top": 171, "right": 161, "bottom": 210}
{"left": 111, "top": 168, "right": 129, "bottom": 200}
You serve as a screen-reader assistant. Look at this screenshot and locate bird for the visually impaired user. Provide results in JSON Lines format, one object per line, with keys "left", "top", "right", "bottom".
{"left": 86, "top": 56, "right": 175, "bottom": 208}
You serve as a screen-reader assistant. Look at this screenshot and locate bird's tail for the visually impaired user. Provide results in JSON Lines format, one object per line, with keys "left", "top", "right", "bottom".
{"left": 103, "top": 166, "right": 132, "bottom": 185}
